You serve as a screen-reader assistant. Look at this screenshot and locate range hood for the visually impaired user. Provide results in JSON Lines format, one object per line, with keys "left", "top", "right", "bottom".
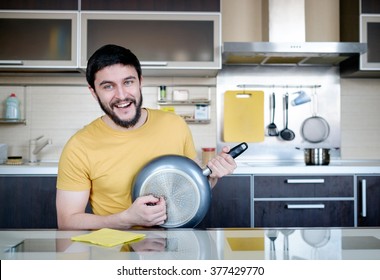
{"left": 223, "top": 41, "right": 367, "bottom": 66}
{"left": 223, "top": 0, "right": 367, "bottom": 66}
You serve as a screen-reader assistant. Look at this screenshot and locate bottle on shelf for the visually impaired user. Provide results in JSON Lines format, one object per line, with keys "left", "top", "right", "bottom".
{"left": 4, "top": 93, "right": 20, "bottom": 120}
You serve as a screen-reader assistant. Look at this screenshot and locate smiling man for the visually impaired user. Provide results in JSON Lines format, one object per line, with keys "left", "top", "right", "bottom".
{"left": 56, "top": 44, "right": 237, "bottom": 230}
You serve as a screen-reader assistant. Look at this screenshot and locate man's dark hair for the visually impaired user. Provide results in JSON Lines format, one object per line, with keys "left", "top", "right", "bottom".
{"left": 86, "top": 44, "right": 142, "bottom": 89}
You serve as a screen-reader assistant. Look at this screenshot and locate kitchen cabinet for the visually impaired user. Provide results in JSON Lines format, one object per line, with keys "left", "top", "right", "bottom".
{"left": 81, "top": 0, "right": 220, "bottom": 12}
{"left": 0, "top": 11, "right": 78, "bottom": 70}
{"left": 196, "top": 175, "right": 251, "bottom": 228}
{"left": 357, "top": 175, "right": 380, "bottom": 226}
{"left": 80, "top": 12, "right": 221, "bottom": 76}
{"left": 0, "top": 175, "right": 58, "bottom": 228}
{"left": 0, "top": 0, "right": 78, "bottom": 10}
{"left": 340, "top": 0, "right": 380, "bottom": 77}
{"left": 253, "top": 175, "right": 355, "bottom": 227}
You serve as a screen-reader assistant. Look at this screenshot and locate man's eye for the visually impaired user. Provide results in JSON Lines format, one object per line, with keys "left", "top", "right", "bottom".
{"left": 103, "top": 84, "right": 113, "bottom": 90}
{"left": 124, "top": 80, "right": 133, "bottom": 86}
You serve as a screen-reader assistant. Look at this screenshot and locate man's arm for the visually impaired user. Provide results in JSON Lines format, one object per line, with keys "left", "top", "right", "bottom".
{"left": 56, "top": 189, "right": 167, "bottom": 230}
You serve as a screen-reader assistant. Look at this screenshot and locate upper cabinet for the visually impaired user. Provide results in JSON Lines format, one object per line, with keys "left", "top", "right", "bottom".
{"left": 80, "top": 12, "right": 221, "bottom": 76}
{"left": 81, "top": 0, "right": 220, "bottom": 12}
{"left": 340, "top": 0, "right": 380, "bottom": 77}
{"left": 0, "top": 11, "right": 78, "bottom": 71}
{"left": 0, "top": 0, "right": 221, "bottom": 76}
{"left": 0, "top": 0, "right": 78, "bottom": 10}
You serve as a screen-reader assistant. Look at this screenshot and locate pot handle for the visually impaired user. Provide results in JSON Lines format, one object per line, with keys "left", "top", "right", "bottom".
{"left": 202, "top": 142, "right": 248, "bottom": 176}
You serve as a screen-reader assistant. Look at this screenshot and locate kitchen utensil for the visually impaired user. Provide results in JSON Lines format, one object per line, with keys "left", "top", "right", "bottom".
{"left": 266, "top": 229, "right": 279, "bottom": 260}
{"left": 132, "top": 142, "right": 248, "bottom": 228}
{"left": 267, "top": 92, "right": 279, "bottom": 136}
{"left": 279, "top": 93, "right": 295, "bottom": 141}
{"left": 280, "top": 229, "right": 295, "bottom": 260}
{"left": 301, "top": 90, "right": 330, "bottom": 143}
{"left": 223, "top": 90, "right": 264, "bottom": 142}
{"left": 301, "top": 229, "right": 330, "bottom": 259}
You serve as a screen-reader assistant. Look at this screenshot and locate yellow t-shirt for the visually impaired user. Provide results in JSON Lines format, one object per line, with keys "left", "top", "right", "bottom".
{"left": 56, "top": 108, "right": 196, "bottom": 216}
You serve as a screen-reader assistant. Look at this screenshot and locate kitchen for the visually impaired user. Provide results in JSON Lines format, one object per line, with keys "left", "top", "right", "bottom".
{"left": 1, "top": 0, "right": 380, "bottom": 264}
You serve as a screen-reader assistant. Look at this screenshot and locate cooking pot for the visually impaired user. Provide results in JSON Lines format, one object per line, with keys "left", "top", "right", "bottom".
{"left": 303, "top": 148, "right": 330, "bottom": 165}
{"left": 132, "top": 142, "right": 248, "bottom": 228}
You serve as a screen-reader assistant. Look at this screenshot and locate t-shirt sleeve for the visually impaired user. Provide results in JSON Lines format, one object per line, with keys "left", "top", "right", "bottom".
{"left": 56, "top": 137, "right": 92, "bottom": 191}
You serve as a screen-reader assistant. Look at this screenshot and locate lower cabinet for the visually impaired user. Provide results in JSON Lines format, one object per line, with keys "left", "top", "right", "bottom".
{"left": 357, "top": 175, "right": 380, "bottom": 226}
{"left": 0, "top": 175, "right": 58, "bottom": 229}
{"left": 253, "top": 175, "right": 355, "bottom": 227}
{"left": 196, "top": 175, "right": 251, "bottom": 228}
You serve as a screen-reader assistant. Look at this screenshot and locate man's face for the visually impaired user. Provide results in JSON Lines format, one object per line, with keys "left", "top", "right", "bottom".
{"left": 89, "top": 63, "right": 143, "bottom": 129}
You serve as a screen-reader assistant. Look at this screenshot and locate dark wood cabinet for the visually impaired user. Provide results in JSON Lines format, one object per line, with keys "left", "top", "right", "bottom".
{"left": 0, "top": 0, "right": 78, "bottom": 10}
{"left": 357, "top": 175, "right": 380, "bottom": 226}
{"left": 81, "top": 0, "right": 220, "bottom": 12}
{"left": 253, "top": 175, "right": 355, "bottom": 227}
{"left": 197, "top": 175, "right": 251, "bottom": 228}
{"left": 0, "top": 175, "right": 57, "bottom": 228}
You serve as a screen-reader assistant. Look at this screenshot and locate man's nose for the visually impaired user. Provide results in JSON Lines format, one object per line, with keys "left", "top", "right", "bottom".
{"left": 115, "top": 85, "right": 128, "bottom": 99}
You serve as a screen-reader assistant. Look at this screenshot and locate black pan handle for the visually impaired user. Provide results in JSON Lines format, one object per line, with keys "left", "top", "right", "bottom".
{"left": 228, "top": 142, "right": 248, "bottom": 158}
{"left": 202, "top": 142, "right": 248, "bottom": 176}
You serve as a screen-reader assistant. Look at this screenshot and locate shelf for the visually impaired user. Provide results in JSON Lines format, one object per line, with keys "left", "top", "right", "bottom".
{"left": 183, "top": 119, "right": 211, "bottom": 124}
{"left": 158, "top": 99, "right": 210, "bottom": 106}
{"left": 0, "top": 118, "right": 26, "bottom": 125}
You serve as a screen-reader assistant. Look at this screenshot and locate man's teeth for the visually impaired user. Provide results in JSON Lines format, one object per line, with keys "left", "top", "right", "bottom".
{"left": 115, "top": 102, "right": 131, "bottom": 108}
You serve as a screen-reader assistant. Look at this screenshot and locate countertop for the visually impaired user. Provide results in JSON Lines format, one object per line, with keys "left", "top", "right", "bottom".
{"left": 1, "top": 160, "right": 380, "bottom": 175}
{"left": 1, "top": 227, "right": 380, "bottom": 260}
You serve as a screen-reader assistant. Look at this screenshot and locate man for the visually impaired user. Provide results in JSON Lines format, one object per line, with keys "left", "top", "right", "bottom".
{"left": 56, "top": 44, "right": 237, "bottom": 230}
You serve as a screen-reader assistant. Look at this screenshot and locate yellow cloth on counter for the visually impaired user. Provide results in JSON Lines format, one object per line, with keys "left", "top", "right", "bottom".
{"left": 71, "top": 228, "right": 145, "bottom": 247}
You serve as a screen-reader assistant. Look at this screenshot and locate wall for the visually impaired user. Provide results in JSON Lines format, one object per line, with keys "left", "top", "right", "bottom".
{"left": 0, "top": 76, "right": 217, "bottom": 162}
{"left": 341, "top": 78, "right": 380, "bottom": 159}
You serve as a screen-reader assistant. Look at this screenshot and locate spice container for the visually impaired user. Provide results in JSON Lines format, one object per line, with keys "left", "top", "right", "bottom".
{"left": 202, "top": 147, "right": 216, "bottom": 166}
{"left": 159, "top": 86, "right": 167, "bottom": 101}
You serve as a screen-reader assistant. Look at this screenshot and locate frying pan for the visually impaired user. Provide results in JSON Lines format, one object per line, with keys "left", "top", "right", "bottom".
{"left": 132, "top": 142, "right": 248, "bottom": 228}
{"left": 301, "top": 91, "right": 330, "bottom": 143}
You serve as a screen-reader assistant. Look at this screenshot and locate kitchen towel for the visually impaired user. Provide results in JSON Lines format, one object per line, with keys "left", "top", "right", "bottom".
{"left": 224, "top": 90, "right": 265, "bottom": 142}
{"left": 71, "top": 228, "right": 145, "bottom": 247}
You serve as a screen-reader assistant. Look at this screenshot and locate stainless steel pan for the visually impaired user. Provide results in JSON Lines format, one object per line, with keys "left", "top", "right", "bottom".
{"left": 132, "top": 142, "right": 248, "bottom": 228}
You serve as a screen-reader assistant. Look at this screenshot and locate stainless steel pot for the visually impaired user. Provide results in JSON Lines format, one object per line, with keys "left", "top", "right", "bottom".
{"left": 303, "top": 148, "right": 330, "bottom": 165}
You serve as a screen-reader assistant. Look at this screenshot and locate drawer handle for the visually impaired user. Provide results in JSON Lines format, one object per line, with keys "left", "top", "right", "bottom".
{"left": 361, "top": 179, "right": 367, "bottom": 218}
{"left": 286, "top": 204, "right": 325, "bottom": 209}
{"left": 286, "top": 179, "right": 325, "bottom": 184}
{"left": 0, "top": 60, "right": 24, "bottom": 65}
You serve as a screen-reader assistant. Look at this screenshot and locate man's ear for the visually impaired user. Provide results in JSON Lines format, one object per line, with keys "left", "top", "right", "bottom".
{"left": 88, "top": 86, "right": 98, "bottom": 101}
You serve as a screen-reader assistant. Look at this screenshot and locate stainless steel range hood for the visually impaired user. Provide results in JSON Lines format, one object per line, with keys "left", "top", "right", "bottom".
{"left": 223, "top": 41, "right": 367, "bottom": 66}
{"left": 223, "top": 0, "right": 367, "bottom": 66}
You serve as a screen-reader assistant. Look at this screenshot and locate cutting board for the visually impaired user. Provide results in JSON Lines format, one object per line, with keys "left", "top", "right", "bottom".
{"left": 224, "top": 90, "right": 264, "bottom": 142}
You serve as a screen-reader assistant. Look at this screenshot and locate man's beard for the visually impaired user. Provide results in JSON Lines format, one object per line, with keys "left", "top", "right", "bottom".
{"left": 96, "top": 92, "right": 143, "bottom": 129}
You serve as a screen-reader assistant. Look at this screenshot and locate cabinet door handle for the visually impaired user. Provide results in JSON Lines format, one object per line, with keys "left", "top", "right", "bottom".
{"left": 286, "top": 179, "right": 325, "bottom": 184}
{"left": 286, "top": 204, "right": 325, "bottom": 209}
{"left": 140, "top": 61, "right": 168, "bottom": 66}
{"left": 361, "top": 179, "right": 367, "bottom": 218}
{"left": 0, "top": 60, "right": 24, "bottom": 65}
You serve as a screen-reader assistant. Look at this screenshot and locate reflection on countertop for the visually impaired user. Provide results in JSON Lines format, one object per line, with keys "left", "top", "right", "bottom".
{"left": 1, "top": 228, "right": 380, "bottom": 260}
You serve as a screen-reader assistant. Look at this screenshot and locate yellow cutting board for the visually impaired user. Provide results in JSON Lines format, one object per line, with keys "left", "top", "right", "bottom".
{"left": 223, "top": 90, "right": 265, "bottom": 142}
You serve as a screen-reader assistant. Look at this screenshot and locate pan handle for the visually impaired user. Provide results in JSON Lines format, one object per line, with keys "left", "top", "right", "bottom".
{"left": 202, "top": 142, "right": 248, "bottom": 176}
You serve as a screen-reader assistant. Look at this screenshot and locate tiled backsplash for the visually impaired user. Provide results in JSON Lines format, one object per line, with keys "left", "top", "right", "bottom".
{"left": 0, "top": 76, "right": 379, "bottom": 162}
{"left": 0, "top": 83, "right": 216, "bottom": 162}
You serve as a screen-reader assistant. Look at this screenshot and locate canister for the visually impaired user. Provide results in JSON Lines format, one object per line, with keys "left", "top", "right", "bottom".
{"left": 202, "top": 147, "right": 216, "bottom": 166}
